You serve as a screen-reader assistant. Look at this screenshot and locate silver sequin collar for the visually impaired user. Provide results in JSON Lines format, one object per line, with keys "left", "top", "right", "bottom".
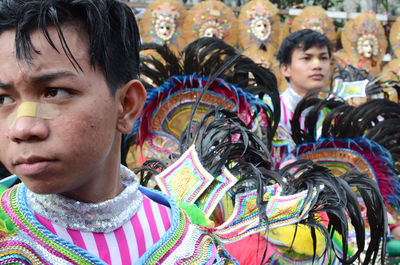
{"left": 26, "top": 165, "right": 143, "bottom": 233}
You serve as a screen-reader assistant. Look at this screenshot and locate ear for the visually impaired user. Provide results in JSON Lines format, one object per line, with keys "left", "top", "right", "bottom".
{"left": 280, "top": 63, "right": 291, "bottom": 79}
{"left": 115, "top": 80, "right": 146, "bottom": 134}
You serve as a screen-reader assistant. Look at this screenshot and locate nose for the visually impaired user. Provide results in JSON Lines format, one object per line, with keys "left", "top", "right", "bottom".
{"left": 312, "top": 59, "right": 322, "bottom": 69}
{"left": 9, "top": 116, "right": 49, "bottom": 142}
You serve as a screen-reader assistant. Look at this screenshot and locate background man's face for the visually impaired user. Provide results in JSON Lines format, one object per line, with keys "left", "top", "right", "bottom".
{"left": 281, "top": 45, "right": 330, "bottom": 96}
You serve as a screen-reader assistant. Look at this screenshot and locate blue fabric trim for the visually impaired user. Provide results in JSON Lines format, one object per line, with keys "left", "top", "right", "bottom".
{"left": 139, "top": 185, "right": 171, "bottom": 207}
{"left": 0, "top": 175, "right": 18, "bottom": 188}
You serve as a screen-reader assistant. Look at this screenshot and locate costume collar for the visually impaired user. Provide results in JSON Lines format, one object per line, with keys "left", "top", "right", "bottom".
{"left": 281, "top": 85, "right": 303, "bottom": 113}
{"left": 26, "top": 165, "right": 143, "bottom": 233}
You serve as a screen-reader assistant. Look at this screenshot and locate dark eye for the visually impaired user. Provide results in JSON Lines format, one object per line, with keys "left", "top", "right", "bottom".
{"left": 44, "top": 87, "right": 69, "bottom": 98}
{"left": 0, "top": 95, "right": 14, "bottom": 105}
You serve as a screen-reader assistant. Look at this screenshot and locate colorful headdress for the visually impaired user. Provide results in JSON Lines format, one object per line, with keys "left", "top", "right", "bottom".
{"left": 291, "top": 97, "right": 400, "bottom": 223}
{"left": 126, "top": 38, "right": 387, "bottom": 264}
{"left": 330, "top": 63, "right": 382, "bottom": 104}
{"left": 341, "top": 12, "right": 386, "bottom": 58}
{"left": 124, "top": 38, "right": 280, "bottom": 169}
{"left": 134, "top": 105, "right": 387, "bottom": 264}
{"left": 139, "top": 0, "right": 187, "bottom": 53}
{"left": 338, "top": 12, "right": 387, "bottom": 76}
{"left": 237, "top": 0, "right": 280, "bottom": 50}
{"left": 291, "top": 6, "right": 336, "bottom": 43}
{"left": 390, "top": 16, "right": 400, "bottom": 58}
{"left": 182, "top": 1, "right": 238, "bottom": 46}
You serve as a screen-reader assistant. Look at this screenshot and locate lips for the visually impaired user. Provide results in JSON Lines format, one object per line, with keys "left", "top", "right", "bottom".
{"left": 14, "top": 156, "right": 56, "bottom": 176}
{"left": 310, "top": 74, "right": 324, "bottom": 80}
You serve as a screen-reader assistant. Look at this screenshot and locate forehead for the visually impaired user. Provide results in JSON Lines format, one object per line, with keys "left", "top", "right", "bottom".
{"left": 293, "top": 45, "right": 329, "bottom": 56}
{"left": 0, "top": 25, "right": 89, "bottom": 70}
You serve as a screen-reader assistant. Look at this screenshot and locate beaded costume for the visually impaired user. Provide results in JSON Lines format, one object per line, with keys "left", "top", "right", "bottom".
{"left": 0, "top": 166, "right": 235, "bottom": 264}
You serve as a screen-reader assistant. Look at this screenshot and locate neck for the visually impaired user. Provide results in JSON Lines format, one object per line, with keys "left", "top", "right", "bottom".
{"left": 26, "top": 165, "right": 142, "bottom": 233}
{"left": 61, "top": 166, "right": 124, "bottom": 203}
{"left": 60, "top": 135, "right": 124, "bottom": 203}
{"left": 290, "top": 86, "right": 307, "bottom": 98}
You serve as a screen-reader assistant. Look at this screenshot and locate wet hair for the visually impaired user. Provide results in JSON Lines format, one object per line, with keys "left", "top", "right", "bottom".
{"left": 277, "top": 29, "right": 332, "bottom": 66}
{"left": 0, "top": 0, "right": 141, "bottom": 95}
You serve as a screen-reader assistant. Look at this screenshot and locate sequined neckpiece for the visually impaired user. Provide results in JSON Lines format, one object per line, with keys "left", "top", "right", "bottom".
{"left": 26, "top": 165, "right": 143, "bottom": 233}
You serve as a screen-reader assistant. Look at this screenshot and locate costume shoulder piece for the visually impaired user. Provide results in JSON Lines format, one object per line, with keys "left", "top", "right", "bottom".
{"left": 330, "top": 62, "right": 398, "bottom": 105}
{"left": 390, "top": 16, "right": 400, "bottom": 59}
{"left": 126, "top": 38, "right": 280, "bottom": 169}
{"left": 291, "top": 6, "right": 336, "bottom": 43}
{"left": 182, "top": 1, "right": 238, "bottom": 46}
{"left": 0, "top": 183, "right": 233, "bottom": 264}
{"left": 237, "top": 0, "right": 280, "bottom": 50}
{"left": 139, "top": 0, "right": 187, "bottom": 54}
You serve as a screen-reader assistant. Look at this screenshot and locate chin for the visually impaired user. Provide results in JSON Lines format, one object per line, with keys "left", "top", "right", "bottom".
{"left": 310, "top": 82, "right": 328, "bottom": 91}
{"left": 22, "top": 180, "right": 64, "bottom": 195}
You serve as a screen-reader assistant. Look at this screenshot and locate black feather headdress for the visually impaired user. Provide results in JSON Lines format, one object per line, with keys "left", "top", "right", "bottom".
{"left": 123, "top": 38, "right": 280, "bottom": 169}
{"left": 290, "top": 96, "right": 398, "bottom": 264}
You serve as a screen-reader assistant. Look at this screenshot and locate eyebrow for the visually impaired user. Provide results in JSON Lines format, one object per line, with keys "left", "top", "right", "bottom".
{"left": 303, "top": 51, "right": 329, "bottom": 56}
{"left": 31, "top": 71, "right": 77, "bottom": 83}
{"left": 0, "top": 82, "right": 9, "bottom": 89}
{"left": 0, "top": 71, "right": 77, "bottom": 90}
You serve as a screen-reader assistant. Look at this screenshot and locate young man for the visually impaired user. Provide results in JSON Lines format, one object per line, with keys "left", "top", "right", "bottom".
{"left": 0, "top": 1, "right": 228, "bottom": 264}
{"left": 276, "top": 29, "right": 332, "bottom": 132}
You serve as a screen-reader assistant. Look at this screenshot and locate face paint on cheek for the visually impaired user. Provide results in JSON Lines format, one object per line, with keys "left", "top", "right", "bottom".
{"left": 7, "top": 102, "right": 60, "bottom": 129}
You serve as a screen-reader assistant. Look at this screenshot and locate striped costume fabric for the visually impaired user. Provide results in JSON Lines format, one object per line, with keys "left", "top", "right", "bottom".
{"left": 0, "top": 179, "right": 231, "bottom": 264}
{"left": 33, "top": 194, "right": 172, "bottom": 265}
{"left": 279, "top": 87, "right": 305, "bottom": 132}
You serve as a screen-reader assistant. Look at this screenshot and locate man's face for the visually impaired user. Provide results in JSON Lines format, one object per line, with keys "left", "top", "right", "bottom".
{"left": 280, "top": 45, "right": 330, "bottom": 97}
{"left": 0, "top": 26, "right": 137, "bottom": 201}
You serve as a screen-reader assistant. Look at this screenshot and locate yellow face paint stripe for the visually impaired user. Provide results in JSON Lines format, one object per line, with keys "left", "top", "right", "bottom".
{"left": 312, "top": 59, "right": 320, "bottom": 64}
{"left": 16, "top": 102, "right": 37, "bottom": 118}
{"left": 7, "top": 102, "right": 60, "bottom": 129}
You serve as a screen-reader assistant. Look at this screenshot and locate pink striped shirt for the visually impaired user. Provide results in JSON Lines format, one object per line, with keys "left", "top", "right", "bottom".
{"left": 279, "top": 87, "right": 305, "bottom": 132}
{"left": 34, "top": 193, "right": 172, "bottom": 265}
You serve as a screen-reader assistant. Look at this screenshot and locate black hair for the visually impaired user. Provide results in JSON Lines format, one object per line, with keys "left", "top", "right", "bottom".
{"left": 0, "top": 0, "right": 141, "bottom": 94}
{"left": 277, "top": 29, "right": 332, "bottom": 66}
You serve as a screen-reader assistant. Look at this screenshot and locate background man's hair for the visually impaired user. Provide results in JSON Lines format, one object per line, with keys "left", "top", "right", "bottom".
{"left": 277, "top": 29, "right": 332, "bottom": 66}
{"left": 0, "top": 0, "right": 140, "bottom": 94}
